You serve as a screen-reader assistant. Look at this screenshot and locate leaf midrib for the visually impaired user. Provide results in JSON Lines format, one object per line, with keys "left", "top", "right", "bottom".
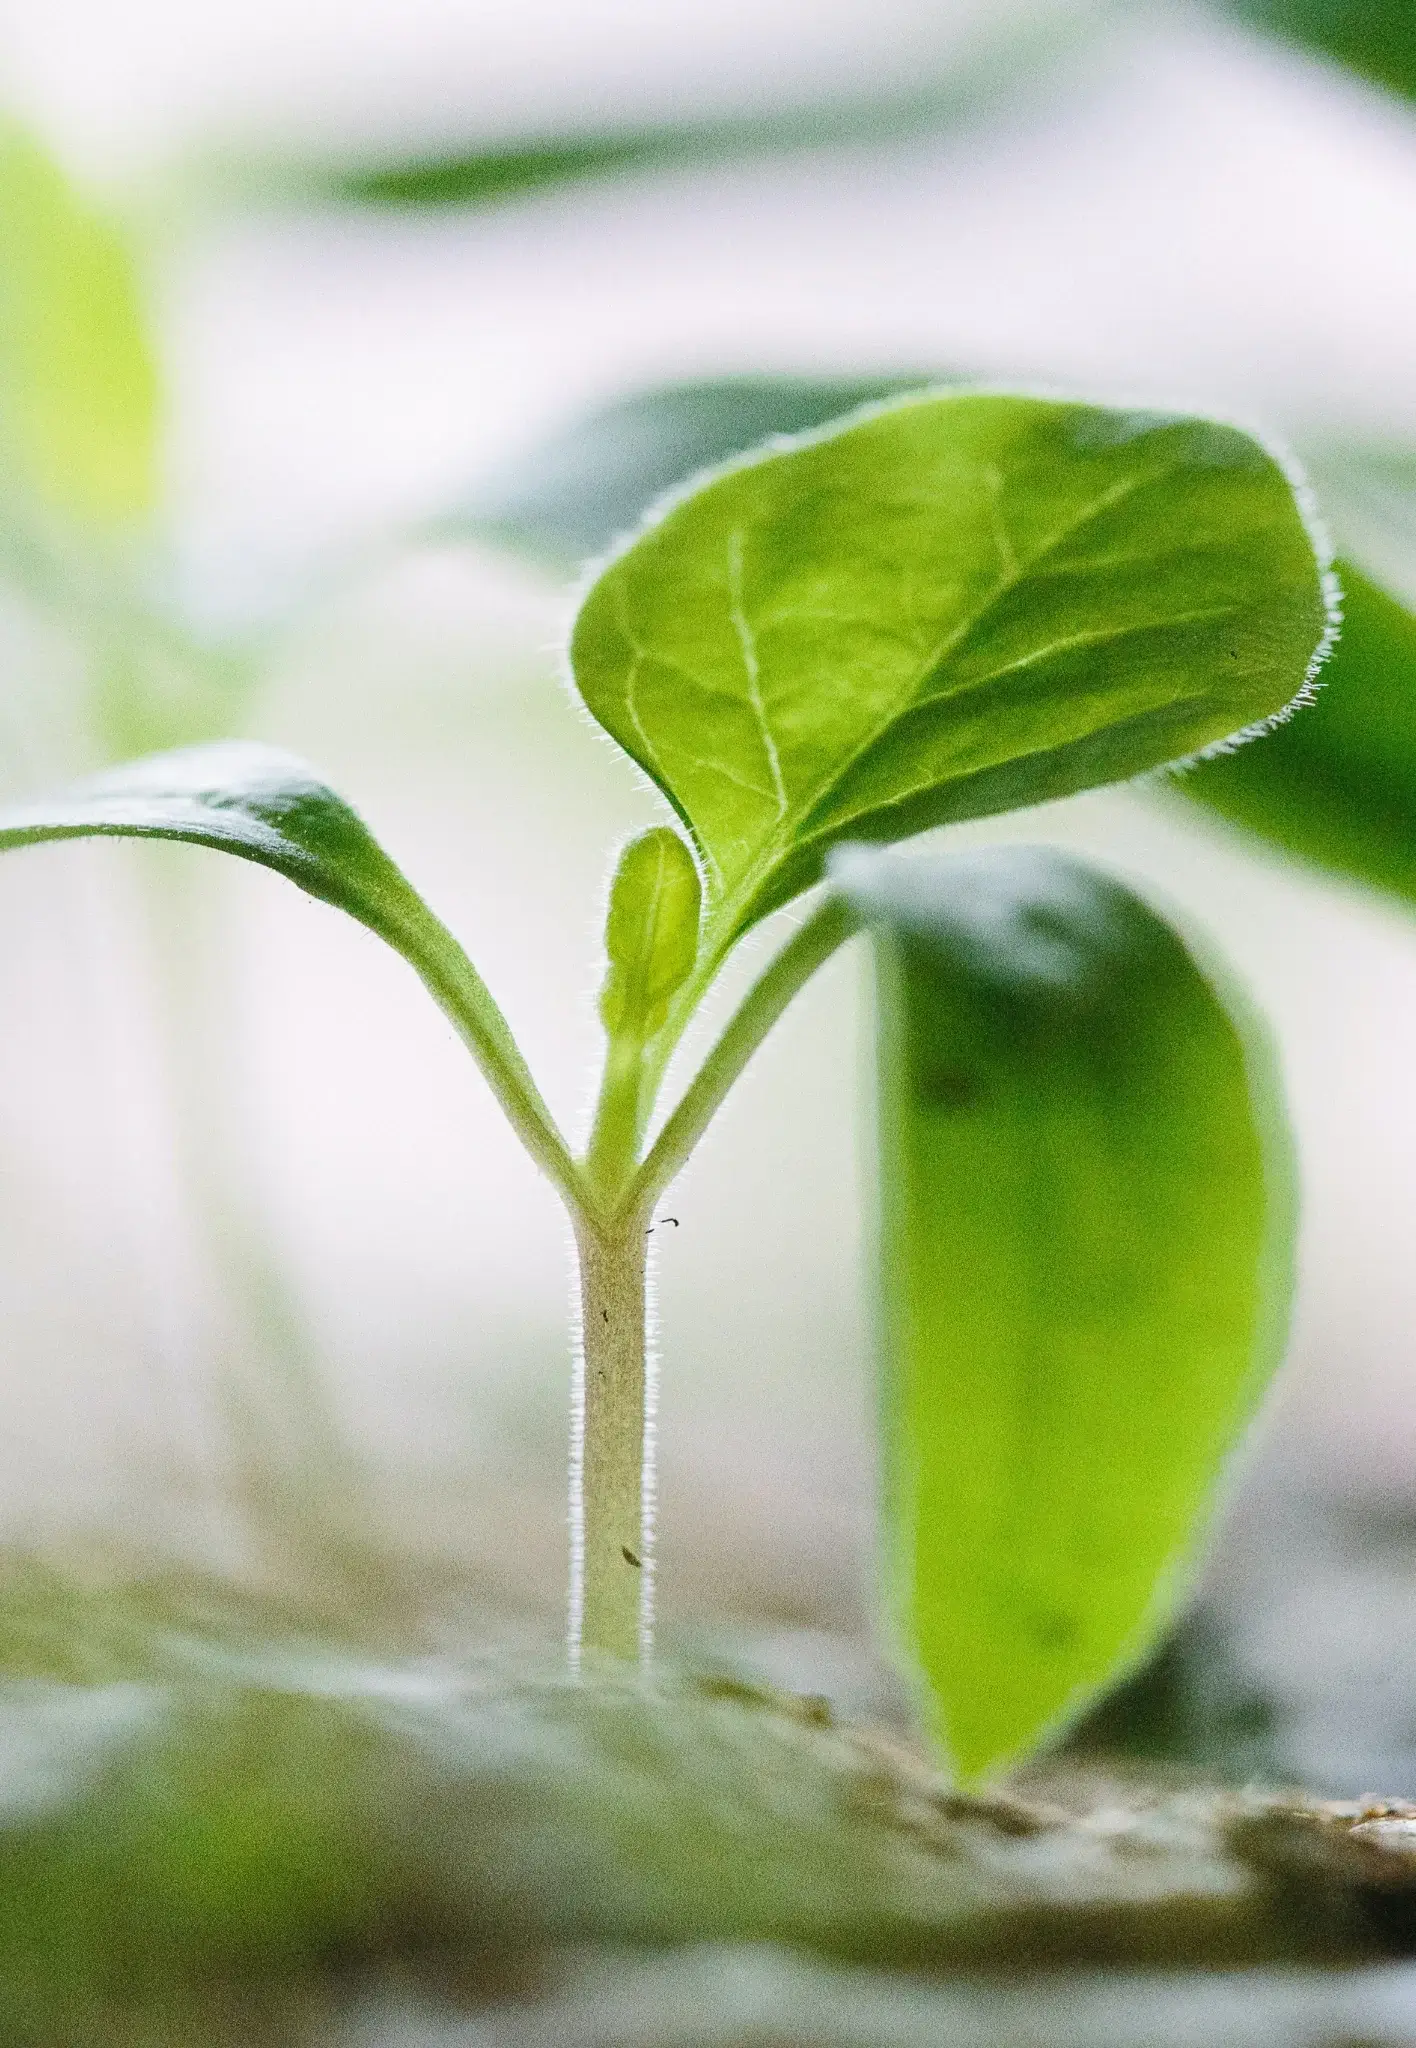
{"left": 706, "top": 457, "right": 1182, "bottom": 939}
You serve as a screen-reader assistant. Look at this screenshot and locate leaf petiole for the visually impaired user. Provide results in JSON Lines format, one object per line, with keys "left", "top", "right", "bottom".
{"left": 626, "top": 893, "right": 860, "bottom": 1221}
{"left": 583, "top": 1030, "right": 649, "bottom": 1209}
{"left": 371, "top": 889, "right": 585, "bottom": 1216}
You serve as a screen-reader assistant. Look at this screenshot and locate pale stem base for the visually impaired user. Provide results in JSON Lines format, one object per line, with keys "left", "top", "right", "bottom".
{"left": 571, "top": 1216, "right": 651, "bottom": 1662}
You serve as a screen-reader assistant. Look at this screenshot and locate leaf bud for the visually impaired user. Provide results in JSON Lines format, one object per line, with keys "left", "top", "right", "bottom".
{"left": 599, "top": 827, "right": 701, "bottom": 1040}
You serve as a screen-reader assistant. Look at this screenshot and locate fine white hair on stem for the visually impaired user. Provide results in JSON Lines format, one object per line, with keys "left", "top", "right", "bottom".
{"left": 640, "top": 1228, "right": 660, "bottom": 1666}
{"left": 565, "top": 1208, "right": 586, "bottom": 1671}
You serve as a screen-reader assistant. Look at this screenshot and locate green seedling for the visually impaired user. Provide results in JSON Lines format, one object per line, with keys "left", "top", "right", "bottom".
{"left": 0, "top": 390, "right": 1332, "bottom": 1781}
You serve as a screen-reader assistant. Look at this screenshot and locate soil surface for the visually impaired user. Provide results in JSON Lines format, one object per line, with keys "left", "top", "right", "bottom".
{"left": 5, "top": 1578, "right": 1416, "bottom": 2044}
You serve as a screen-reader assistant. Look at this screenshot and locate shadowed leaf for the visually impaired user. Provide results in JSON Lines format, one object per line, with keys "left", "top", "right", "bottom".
{"left": 1185, "top": 564, "right": 1416, "bottom": 903}
{"left": 838, "top": 843, "right": 1292, "bottom": 1783}
{"left": 457, "top": 375, "right": 936, "bottom": 562}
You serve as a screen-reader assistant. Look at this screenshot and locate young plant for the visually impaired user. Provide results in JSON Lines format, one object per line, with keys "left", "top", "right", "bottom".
{"left": 0, "top": 391, "right": 1332, "bottom": 1781}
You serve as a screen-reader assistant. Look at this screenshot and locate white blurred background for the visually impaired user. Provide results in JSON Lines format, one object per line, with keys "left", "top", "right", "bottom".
{"left": 0, "top": 0, "right": 1411, "bottom": 1784}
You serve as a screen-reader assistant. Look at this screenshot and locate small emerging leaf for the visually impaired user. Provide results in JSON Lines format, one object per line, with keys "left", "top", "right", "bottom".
{"left": 1186, "top": 564, "right": 1416, "bottom": 905}
{"left": 838, "top": 844, "right": 1292, "bottom": 1783}
{"left": 0, "top": 121, "right": 158, "bottom": 527}
{"left": 572, "top": 394, "right": 1332, "bottom": 949}
{"left": 600, "top": 827, "right": 701, "bottom": 1041}
{"left": 0, "top": 743, "right": 571, "bottom": 1194}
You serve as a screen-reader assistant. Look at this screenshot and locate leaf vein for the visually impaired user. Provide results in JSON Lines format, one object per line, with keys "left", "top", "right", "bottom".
{"left": 909, "top": 604, "right": 1243, "bottom": 710}
{"left": 793, "top": 685, "right": 1216, "bottom": 848}
{"left": 763, "top": 463, "right": 1181, "bottom": 865}
{"left": 727, "top": 526, "right": 790, "bottom": 822}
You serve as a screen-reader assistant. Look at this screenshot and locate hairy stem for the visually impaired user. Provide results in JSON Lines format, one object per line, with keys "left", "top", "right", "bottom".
{"left": 568, "top": 891, "right": 858, "bottom": 1668}
{"left": 571, "top": 1211, "right": 652, "bottom": 1662}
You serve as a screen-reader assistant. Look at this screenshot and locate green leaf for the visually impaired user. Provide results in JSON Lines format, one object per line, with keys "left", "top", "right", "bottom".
{"left": 0, "top": 121, "right": 158, "bottom": 527}
{"left": 0, "top": 743, "right": 574, "bottom": 1198}
{"left": 1221, "top": 0, "right": 1416, "bottom": 101}
{"left": 458, "top": 375, "right": 934, "bottom": 562}
{"left": 306, "top": 9, "right": 1104, "bottom": 215}
{"left": 571, "top": 392, "right": 1334, "bottom": 950}
{"left": 1185, "top": 564, "right": 1416, "bottom": 903}
{"left": 837, "top": 843, "right": 1292, "bottom": 1784}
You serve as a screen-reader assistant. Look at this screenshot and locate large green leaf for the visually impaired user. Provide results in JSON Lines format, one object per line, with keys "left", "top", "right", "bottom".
{"left": 571, "top": 392, "right": 1333, "bottom": 948}
{"left": 838, "top": 844, "right": 1292, "bottom": 1784}
{"left": 456, "top": 375, "right": 932, "bottom": 563}
{"left": 0, "top": 743, "right": 572, "bottom": 1194}
{"left": 0, "top": 121, "right": 158, "bottom": 528}
{"left": 1185, "top": 564, "right": 1416, "bottom": 902}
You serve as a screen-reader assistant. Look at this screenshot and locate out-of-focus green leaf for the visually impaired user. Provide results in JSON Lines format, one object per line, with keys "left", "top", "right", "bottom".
{"left": 457, "top": 375, "right": 934, "bottom": 562}
{"left": 87, "top": 606, "right": 264, "bottom": 759}
{"left": 344, "top": 131, "right": 676, "bottom": 209}
{"left": 318, "top": 7, "right": 1107, "bottom": 214}
{"left": 0, "top": 743, "right": 573, "bottom": 1194}
{"left": 1222, "top": 0, "right": 1416, "bottom": 100}
{"left": 0, "top": 122, "right": 158, "bottom": 527}
{"left": 571, "top": 392, "right": 1332, "bottom": 950}
{"left": 1185, "top": 564, "right": 1416, "bottom": 902}
{"left": 838, "top": 843, "right": 1292, "bottom": 1784}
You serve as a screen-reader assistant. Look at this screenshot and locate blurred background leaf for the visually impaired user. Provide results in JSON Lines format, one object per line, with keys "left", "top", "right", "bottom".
{"left": 243, "top": 2, "right": 1114, "bottom": 214}
{"left": 1302, "top": 440, "right": 1416, "bottom": 596}
{"left": 0, "top": 119, "right": 158, "bottom": 536}
{"left": 0, "top": 116, "right": 271, "bottom": 762}
{"left": 1218, "top": 0, "right": 1416, "bottom": 101}
{"left": 190, "top": 0, "right": 1416, "bottom": 231}
{"left": 450, "top": 375, "right": 935, "bottom": 563}
{"left": 1184, "top": 566, "right": 1416, "bottom": 905}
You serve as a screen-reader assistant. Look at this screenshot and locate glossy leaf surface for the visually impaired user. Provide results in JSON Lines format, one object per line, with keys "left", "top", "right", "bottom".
{"left": 838, "top": 844, "right": 1291, "bottom": 1783}
{"left": 460, "top": 375, "right": 930, "bottom": 561}
{"left": 0, "top": 122, "right": 158, "bottom": 526}
{"left": 1186, "top": 564, "right": 1416, "bottom": 904}
{"left": 572, "top": 393, "right": 1332, "bottom": 944}
{"left": 0, "top": 744, "right": 571, "bottom": 1193}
